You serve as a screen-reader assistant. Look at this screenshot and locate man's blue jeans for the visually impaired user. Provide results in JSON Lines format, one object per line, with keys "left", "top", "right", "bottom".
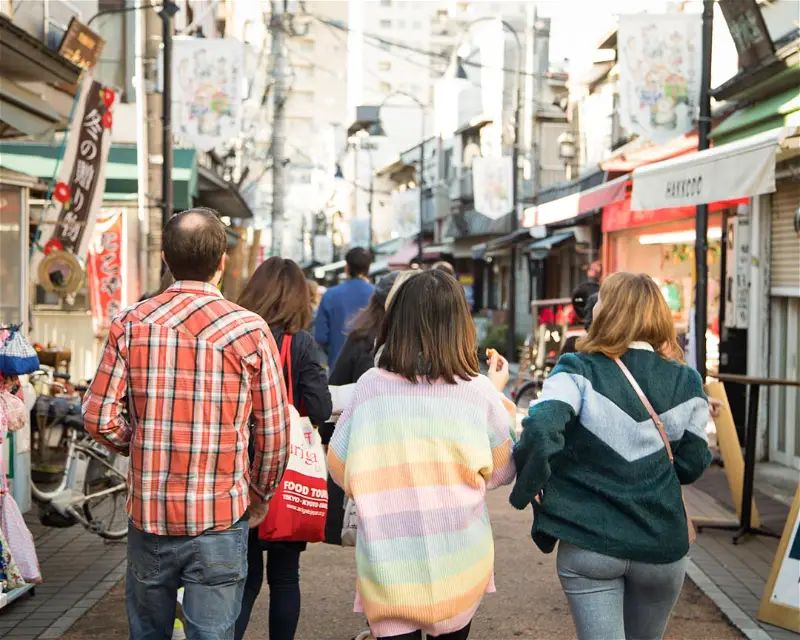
{"left": 125, "top": 518, "right": 248, "bottom": 640}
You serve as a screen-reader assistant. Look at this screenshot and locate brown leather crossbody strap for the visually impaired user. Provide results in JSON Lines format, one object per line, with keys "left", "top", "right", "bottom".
{"left": 614, "top": 357, "right": 674, "bottom": 463}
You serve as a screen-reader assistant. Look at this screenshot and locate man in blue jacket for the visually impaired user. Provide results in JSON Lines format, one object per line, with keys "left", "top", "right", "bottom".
{"left": 315, "top": 247, "right": 374, "bottom": 367}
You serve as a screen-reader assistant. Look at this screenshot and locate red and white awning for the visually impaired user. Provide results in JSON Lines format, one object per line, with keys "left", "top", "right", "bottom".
{"left": 521, "top": 174, "right": 629, "bottom": 228}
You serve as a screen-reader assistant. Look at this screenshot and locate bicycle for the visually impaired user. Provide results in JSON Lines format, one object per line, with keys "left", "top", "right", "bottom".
{"left": 29, "top": 368, "right": 129, "bottom": 540}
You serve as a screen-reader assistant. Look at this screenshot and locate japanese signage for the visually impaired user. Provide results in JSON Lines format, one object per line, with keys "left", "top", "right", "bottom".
{"left": 390, "top": 188, "right": 421, "bottom": 239}
{"left": 719, "top": 0, "right": 774, "bottom": 72}
{"left": 472, "top": 156, "right": 513, "bottom": 221}
{"left": 47, "top": 74, "right": 115, "bottom": 261}
{"left": 87, "top": 209, "right": 125, "bottom": 337}
{"left": 172, "top": 38, "right": 244, "bottom": 151}
{"left": 58, "top": 18, "right": 105, "bottom": 70}
{"left": 724, "top": 209, "right": 750, "bottom": 329}
{"left": 618, "top": 14, "right": 701, "bottom": 144}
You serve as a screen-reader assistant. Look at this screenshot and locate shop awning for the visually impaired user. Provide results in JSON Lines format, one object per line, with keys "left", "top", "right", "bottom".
{"left": 0, "top": 81, "right": 64, "bottom": 139}
{"left": 197, "top": 166, "right": 252, "bottom": 219}
{"left": 521, "top": 174, "right": 629, "bottom": 227}
{"left": 630, "top": 126, "right": 799, "bottom": 211}
{"left": 710, "top": 86, "right": 800, "bottom": 145}
{"left": 313, "top": 260, "right": 347, "bottom": 278}
{"left": 388, "top": 240, "right": 420, "bottom": 268}
{"left": 0, "top": 143, "right": 198, "bottom": 208}
{"left": 0, "top": 14, "right": 81, "bottom": 86}
{"left": 527, "top": 231, "right": 574, "bottom": 259}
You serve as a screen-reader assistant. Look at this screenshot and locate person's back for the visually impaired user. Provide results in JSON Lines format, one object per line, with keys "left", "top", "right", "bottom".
{"left": 314, "top": 247, "right": 373, "bottom": 366}
{"left": 328, "top": 271, "right": 515, "bottom": 640}
{"left": 511, "top": 272, "right": 711, "bottom": 640}
{"left": 83, "top": 208, "right": 290, "bottom": 640}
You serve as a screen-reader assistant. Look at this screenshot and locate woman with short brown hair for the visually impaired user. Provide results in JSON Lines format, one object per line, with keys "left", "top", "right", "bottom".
{"left": 511, "top": 272, "right": 711, "bottom": 640}
{"left": 235, "top": 257, "right": 331, "bottom": 640}
{"left": 327, "top": 270, "right": 515, "bottom": 640}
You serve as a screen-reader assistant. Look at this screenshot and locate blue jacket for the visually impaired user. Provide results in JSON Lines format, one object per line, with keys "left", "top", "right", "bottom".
{"left": 314, "top": 278, "right": 374, "bottom": 367}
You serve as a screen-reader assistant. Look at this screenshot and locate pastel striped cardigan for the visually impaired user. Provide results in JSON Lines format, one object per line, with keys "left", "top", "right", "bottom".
{"left": 327, "top": 368, "right": 515, "bottom": 638}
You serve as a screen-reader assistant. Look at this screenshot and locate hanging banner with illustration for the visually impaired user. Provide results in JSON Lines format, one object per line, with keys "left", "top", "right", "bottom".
{"left": 390, "top": 188, "right": 421, "bottom": 239}
{"left": 86, "top": 209, "right": 125, "bottom": 338}
{"left": 172, "top": 38, "right": 244, "bottom": 151}
{"left": 473, "top": 156, "right": 513, "bottom": 220}
{"left": 618, "top": 14, "right": 701, "bottom": 144}
{"left": 35, "top": 73, "right": 115, "bottom": 297}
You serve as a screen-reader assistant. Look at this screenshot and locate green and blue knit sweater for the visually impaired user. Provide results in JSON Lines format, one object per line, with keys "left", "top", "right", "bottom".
{"left": 510, "top": 343, "right": 711, "bottom": 564}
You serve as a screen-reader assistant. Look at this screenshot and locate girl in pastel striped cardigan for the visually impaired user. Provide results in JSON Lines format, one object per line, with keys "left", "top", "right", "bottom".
{"left": 328, "top": 270, "right": 516, "bottom": 640}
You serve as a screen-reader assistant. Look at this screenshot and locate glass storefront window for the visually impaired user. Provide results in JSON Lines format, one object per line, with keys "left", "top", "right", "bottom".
{"left": 0, "top": 186, "right": 23, "bottom": 326}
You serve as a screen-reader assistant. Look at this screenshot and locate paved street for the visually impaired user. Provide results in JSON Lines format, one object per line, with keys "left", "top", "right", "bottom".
{"left": 62, "top": 487, "right": 742, "bottom": 640}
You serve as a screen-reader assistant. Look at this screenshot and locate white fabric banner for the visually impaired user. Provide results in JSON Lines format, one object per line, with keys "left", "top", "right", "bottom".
{"left": 390, "top": 188, "right": 421, "bottom": 238}
{"left": 472, "top": 156, "right": 513, "bottom": 220}
{"left": 631, "top": 127, "right": 785, "bottom": 210}
{"left": 618, "top": 14, "right": 701, "bottom": 144}
{"left": 172, "top": 38, "right": 244, "bottom": 151}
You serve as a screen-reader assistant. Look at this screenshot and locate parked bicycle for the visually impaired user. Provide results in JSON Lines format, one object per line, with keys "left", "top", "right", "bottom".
{"left": 29, "top": 367, "right": 128, "bottom": 540}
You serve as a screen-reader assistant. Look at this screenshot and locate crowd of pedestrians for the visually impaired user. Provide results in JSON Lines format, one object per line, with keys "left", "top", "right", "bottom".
{"left": 83, "top": 207, "right": 713, "bottom": 640}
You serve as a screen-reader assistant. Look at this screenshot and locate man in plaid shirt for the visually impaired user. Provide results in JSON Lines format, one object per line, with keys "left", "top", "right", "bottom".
{"left": 83, "top": 208, "right": 290, "bottom": 639}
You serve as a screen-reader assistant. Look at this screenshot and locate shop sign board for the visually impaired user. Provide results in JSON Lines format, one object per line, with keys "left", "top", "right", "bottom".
{"left": 58, "top": 18, "right": 105, "bottom": 70}
{"left": 618, "top": 13, "right": 701, "bottom": 144}
{"left": 719, "top": 0, "right": 774, "bottom": 72}
{"left": 87, "top": 209, "right": 125, "bottom": 338}
{"left": 724, "top": 209, "right": 751, "bottom": 329}
{"left": 172, "top": 38, "right": 244, "bottom": 152}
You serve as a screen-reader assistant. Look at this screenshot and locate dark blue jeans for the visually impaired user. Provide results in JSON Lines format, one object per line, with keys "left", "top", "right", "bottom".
{"left": 126, "top": 519, "right": 248, "bottom": 640}
{"left": 235, "top": 529, "right": 302, "bottom": 640}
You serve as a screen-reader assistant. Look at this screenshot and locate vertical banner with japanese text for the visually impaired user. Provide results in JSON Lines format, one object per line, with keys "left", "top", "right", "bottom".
{"left": 618, "top": 14, "right": 701, "bottom": 144}
{"left": 86, "top": 209, "right": 125, "bottom": 338}
{"left": 473, "top": 156, "right": 513, "bottom": 220}
{"left": 47, "top": 73, "right": 115, "bottom": 260}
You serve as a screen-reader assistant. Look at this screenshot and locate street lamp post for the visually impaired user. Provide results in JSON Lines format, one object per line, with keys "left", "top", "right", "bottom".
{"left": 456, "top": 19, "right": 522, "bottom": 360}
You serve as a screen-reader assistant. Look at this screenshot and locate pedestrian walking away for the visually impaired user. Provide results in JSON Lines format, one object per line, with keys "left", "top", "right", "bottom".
{"left": 235, "top": 256, "right": 333, "bottom": 640}
{"left": 314, "top": 247, "right": 374, "bottom": 368}
{"left": 322, "top": 271, "right": 413, "bottom": 546}
{"left": 327, "top": 270, "right": 516, "bottom": 640}
{"left": 510, "top": 272, "right": 712, "bottom": 640}
{"left": 82, "top": 208, "right": 291, "bottom": 640}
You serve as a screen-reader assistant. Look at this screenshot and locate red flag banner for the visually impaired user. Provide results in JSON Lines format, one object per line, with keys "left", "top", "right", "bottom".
{"left": 87, "top": 209, "right": 124, "bottom": 338}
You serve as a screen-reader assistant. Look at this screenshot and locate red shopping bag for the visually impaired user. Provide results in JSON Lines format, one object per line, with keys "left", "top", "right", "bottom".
{"left": 258, "top": 335, "right": 328, "bottom": 542}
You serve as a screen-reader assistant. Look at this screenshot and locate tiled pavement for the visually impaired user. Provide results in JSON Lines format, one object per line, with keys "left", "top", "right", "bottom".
{"left": 686, "top": 466, "right": 797, "bottom": 640}
{"left": 0, "top": 512, "right": 126, "bottom": 639}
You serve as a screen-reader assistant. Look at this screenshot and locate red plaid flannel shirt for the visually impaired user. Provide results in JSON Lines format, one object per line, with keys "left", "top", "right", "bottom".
{"left": 83, "top": 281, "right": 290, "bottom": 536}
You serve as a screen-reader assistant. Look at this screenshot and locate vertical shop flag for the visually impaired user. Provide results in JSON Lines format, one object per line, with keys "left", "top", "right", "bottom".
{"left": 47, "top": 73, "right": 114, "bottom": 261}
{"left": 473, "top": 156, "right": 513, "bottom": 220}
{"left": 390, "top": 188, "right": 421, "bottom": 239}
{"left": 172, "top": 38, "right": 244, "bottom": 151}
{"left": 86, "top": 209, "right": 125, "bottom": 337}
{"left": 618, "top": 14, "right": 702, "bottom": 144}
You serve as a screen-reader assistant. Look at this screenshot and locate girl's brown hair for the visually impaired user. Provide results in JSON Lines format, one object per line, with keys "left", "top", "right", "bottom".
{"left": 576, "top": 272, "right": 683, "bottom": 360}
{"left": 237, "top": 257, "right": 311, "bottom": 334}
{"left": 377, "top": 270, "right": 479, "bottom": 383}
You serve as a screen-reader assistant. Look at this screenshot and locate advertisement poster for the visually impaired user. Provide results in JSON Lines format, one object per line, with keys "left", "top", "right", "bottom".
{"left": 87, "top": 209, "right": 125, "bottom": 338}
{"left": 173, "top": 38, "right": 244, "bottom": 151}
{"left": 618, "top": 14, "right": 701, "bottom": 144}
{"left": 390, "top": 188, "right": 421, "bottom": 239}
{"left": 473, "top": 156, "right": 513, "bottom": 220}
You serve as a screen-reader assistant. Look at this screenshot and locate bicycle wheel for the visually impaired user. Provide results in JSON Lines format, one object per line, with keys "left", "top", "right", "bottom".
{"left": 83, "top": 454, "right": 129, "bottom": 539}
{"left": 514, "top": 380, "right": 542, "bottom": 410}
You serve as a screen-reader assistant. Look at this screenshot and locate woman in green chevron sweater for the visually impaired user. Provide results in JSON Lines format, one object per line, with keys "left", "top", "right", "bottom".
{"left": 510, "top": 272, "right": 711, "bottom": 640}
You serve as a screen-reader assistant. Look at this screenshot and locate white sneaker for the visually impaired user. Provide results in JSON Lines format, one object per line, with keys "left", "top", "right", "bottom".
{"left": 352, "top": 631, "right": 374, "bottom": 640}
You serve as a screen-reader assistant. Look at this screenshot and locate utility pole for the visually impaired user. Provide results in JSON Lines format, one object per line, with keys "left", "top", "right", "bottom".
{"left": 161, "top": 5, "right": 174, "bottom": 229}
{"left": 145, "top": 6, "right": 163, "bottom": 293}
{"left": 270, "top": 0, "right": 287, "bottom": 256}
{"left": 694, "top": 0, "right": 714, "bottom": 379}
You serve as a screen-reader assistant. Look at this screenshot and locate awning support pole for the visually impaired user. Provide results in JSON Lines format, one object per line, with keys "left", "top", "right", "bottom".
{"left": 694, "top": 0, "right": 713, "bottom": 379}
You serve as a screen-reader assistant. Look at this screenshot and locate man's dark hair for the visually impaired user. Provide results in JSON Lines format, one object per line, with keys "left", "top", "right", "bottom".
{"left": 162, "top": 208, "right": 227, "bottom": 282}
{"left": 345, "top": 247, "right": 372, "bottom": 277}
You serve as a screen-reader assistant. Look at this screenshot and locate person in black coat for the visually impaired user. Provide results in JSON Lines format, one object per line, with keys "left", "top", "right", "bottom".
{"left": 323, "top": 271, "right": 401, "bottom": 544}
{"left": 235, "top": 257, "right": 332, "bottom": 640}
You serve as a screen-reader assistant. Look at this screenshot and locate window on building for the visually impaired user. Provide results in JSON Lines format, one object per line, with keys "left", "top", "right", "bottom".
{"left": 379, "top": 19, "right": 392, "bottom": 29}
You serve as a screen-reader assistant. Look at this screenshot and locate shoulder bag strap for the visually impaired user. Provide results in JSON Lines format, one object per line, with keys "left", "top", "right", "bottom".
{"left": 279, "top": 334, "right": 294, "bottom": 407}
{"left": 613, "top": 357, "right": 674, "bottom": 463}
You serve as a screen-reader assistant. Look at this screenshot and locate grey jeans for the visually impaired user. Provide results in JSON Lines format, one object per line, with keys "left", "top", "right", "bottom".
{"left": 557, "top": 542, "right": 688, "bottom": 640}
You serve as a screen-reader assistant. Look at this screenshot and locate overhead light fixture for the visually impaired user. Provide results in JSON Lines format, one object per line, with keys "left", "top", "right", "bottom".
{"left": 368, "top": 120, "right": 387, "bottom": 137}
{"left": 638, "top": 227, "right": 722, "bottom": 245}
{"left": 334, "top": 164, "right": 344, "bottom": 179}
{"left": 454, "top": 56, "right": 469, "bottom": 80}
